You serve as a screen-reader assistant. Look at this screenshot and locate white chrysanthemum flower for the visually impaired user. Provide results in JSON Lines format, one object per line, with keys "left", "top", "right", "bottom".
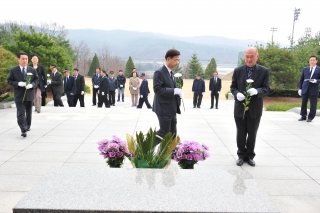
{"left": 174, "top": 73, "right": 182, "bottom": 78}
{"left": 27, "top": 73, "right": 33, "bottom": 76}
{"left": 246, "top": 79, "right": 254, "bottom": 83}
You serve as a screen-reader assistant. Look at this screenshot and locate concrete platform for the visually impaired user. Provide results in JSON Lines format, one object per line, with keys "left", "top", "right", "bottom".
{"left": 13, "top": 168, "right": 279, "bottom": 213}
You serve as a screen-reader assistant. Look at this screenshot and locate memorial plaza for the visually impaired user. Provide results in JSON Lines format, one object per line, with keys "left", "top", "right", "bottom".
{"left": 0, "top": 96, "right": 320, "bottom": 212}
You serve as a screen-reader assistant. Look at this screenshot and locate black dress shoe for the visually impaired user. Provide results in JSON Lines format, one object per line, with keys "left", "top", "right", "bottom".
{"left": 193, "top": 106, "right": 196, "bottom": 108}
{"left": 117, "top": 100, "right": 120, "bottom": 102}
{"left": 216, "top": 107, "right": 218, "bottom": 109}
{"left": 112, "top": 104, "right": 115, "bottom": 106}
{"left": 298, "top": 117, "right": 306, "bottom": 121}
{"left": 26, "top": 127, "right": 30, "bottom": 131}
{"left": 307, "top": 119, "right": 312, "bottom": 122}
{"left": 197, "top": 106, "right": 200, "bottom": 108}
{"left": 248, "top": 159, "right": 255, "bottom": 167}
{"left": 236, "top": 158, "right": 244, "bottom": 166}
{"left": 210, "top": 107, "right": 213, "bottom": 109}
{"left": 92, "top": 104, "right": 96, "bottom": 106}
{"left": 21, "top": 131, "right": 27, "bottom": 137}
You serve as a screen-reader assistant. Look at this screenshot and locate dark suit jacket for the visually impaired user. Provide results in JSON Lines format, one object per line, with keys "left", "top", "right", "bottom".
{"left": 75, "top": 74, "right": 85, "bottom": 94}
{"left": 64, "top": 75, "right": 76, "bottom": 96}
{"left": 209, "top": 77, "right": 222, "bottom": 94}
{"left": 231, "top": 64, "right": 270, "bottom": 118}
{"left": 153, "top": 65, "right": 181, "bottom": 116}
{"left": 30, "top": 64, "right": 47, "bottom": 92}
{"left": 192, "top": 78, "right": 205, "bottom": 95}
{"left": 7, "top": 66, "right": 39, "bottom": 102}
{"left": 140, "top": 79, "right": 150, "bottom": 97}
{"left": 99, "top": 76, "right": 110, "bottom": 95}
{"left": 51, "top": 71, "right": 63, "bottom": 94}
{"left": 92, "top": 73, "right": 102, "bottom": 87}
{"left": 298, "top": 66, "right": 320, "bottom": 96}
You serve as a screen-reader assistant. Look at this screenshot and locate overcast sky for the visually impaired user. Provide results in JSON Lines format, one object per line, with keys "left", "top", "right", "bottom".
{"left": 1, "top": 0, "right": 318, "bottom": 46}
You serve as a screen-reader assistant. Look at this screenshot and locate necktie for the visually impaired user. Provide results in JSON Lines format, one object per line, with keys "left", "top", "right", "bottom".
{"left": 248, "top": 68, "right": 253, "bottom": 79}
{"left": 310, "top": 67, "right": 313, "bottom": 78}
{"left": 170, "top": 71, "right": 174, "bottom": 81}
{"left": 215, "top": 78, "right": 217, "bottom": 83}
{"left": 66, "top": 76, "right": 68, "bottom": 83}
{"left": 22, "top": 67, "right": 26, "bottom": 78}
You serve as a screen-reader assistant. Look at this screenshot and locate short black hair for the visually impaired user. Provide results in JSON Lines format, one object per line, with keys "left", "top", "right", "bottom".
{"left": 31, "top": 53, "right": 38, "bottom": 58}
{"left": 96, "top": 67, "right": 101, "bottom": 70}
{"left": 132, "top": 68, "right": 136, "bottom": 71}
{"left": 214, "top": 71, "right": 218, "bottom": 74}
{"left": 73, "top": 68, "right": 79, "bottom": 71}
{"left": 119, "top": 70, "right": 123, "bottom": 72}
{"left": 310, "top": 55, "right": 318, "bottom": 60}
{"left": 101, "top": 70, "right": 106, "bottom": 74}
{"left": 196, "top": 73, "right": 201, "bottom": 76}
{"left": 165, "top": 49, "right": 180, "bottom": 60}
{"left": 17, "top": 52, "right": 28, "bottom": 58}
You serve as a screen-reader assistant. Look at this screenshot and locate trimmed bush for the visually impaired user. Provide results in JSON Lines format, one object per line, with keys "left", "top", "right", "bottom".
{"left": 267, "top": 89, "right": 320, "bottom": 98}
{"left": 266, "top": 102, "right": 320, "bottom": 111}
{"left": 84, "top": 84, "right": 91, "bottom": 94}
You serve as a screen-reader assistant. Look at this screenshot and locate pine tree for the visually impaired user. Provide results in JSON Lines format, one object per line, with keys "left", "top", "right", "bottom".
{"left": 125, "top": 56, "right": 135, "bottom": 78}
{"left": 188, "top": 53, "right": 203, "bottom": 79}
{"left": 204, "top": 58, "right": 217, "bottom": 79}
{"left": 88, "top": 53, "right": 100, "bottom": 76}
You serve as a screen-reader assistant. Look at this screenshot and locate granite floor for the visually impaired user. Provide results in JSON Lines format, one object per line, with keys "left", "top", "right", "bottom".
{"left": 0, "top": 96, "right": 320, "bottom": 213}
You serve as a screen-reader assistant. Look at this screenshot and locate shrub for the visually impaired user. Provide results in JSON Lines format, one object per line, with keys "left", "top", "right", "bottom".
{"left": 84, "top": 84, "right": 91, "bottom": 94}
{"left": 266, "top": 102, "right": 320, "bottom": 111}
{"left": 225, "top": 90, "right": 231, "bottom": 99}
{"left": 0, "top": 46, "right": 16, "bottom": 95}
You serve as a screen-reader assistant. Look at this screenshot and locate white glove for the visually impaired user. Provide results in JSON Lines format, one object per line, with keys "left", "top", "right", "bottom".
{"left": 120, "top": 85, "right": 123, "bottom": 87}
{"left": 102, "top": 92, "right": 105, "bottom": 96}
{"left": 44, "top": 85, "right": 47, "bottom": 88}
{"left": 133, "top": 87, "right": 137, "bottom": 90}
{"left": 298, "top": 89, "right": 301, "bottom": 96}
{"left": 311, "top": 79, "right": 317, "bottom": 83}
{"left": 247, "top": 88, "right": 258, "bottom": 96}
{"left": 174, "top": 88, "right": 184, "bottom": 99}
{"left": 237, "top": 92, "right": 245, "bottom": 101}
{"left": 140, "top": 95, "right": 143, "bottom": 98}
{"left": 26, "top": 84, "right": 33, "bottom": 89}
{"left": 47, "top": 80, "right": 51, "bottom": 85}
{"left": 81, "top": 91, "right": 84, "bottom": 95}
{"left": 202, "top": 92, "right": 204, "bottom": 95}
{"left": 18, "top": 82, "right": 26, "bottom": 87}
{"left": 70, "top": 93, "right": 74, "bottom": 95}
{"left": 209, "top": 90, "right": 212, "bottom": 94}
{"left": 218, "top": 91, "right": 220, "bottom": 94}
{"left": 148, "top": 93, "right": 150, "bottom": 96}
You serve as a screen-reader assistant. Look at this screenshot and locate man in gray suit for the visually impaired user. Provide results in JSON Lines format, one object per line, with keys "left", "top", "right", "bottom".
{"left": 153, "top": 49, "right": 183, "bottom": 145}
{"left": 7, "top": 52, "right": 39, "bottom": 137}
{"left": 47, "top": 64, "right": 64, "bottom": 107}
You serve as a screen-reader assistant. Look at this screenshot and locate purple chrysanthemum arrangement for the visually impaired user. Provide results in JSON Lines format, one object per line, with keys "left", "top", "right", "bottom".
{"left": 97, "top": 136, "right": 133, "bottom": 168}
{"left": 172, "top": 140, "right": 210, "bottom": 169}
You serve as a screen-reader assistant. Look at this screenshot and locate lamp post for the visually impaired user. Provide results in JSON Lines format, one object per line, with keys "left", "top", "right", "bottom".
{"left": 271, "top": 27, "right": 277, "bottom": 44}
{"left": 291, "top": 8, "right": 301, "bottom": 47}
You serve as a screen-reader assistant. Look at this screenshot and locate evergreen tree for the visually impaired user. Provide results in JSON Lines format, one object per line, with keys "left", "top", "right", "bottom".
{"left": 188, "top": 53, "right": 203, "bottom": 79}
{"left": 0, "top": 46, "right": 17, "bottom": 95}
{"left": 88, "top": 53, "right": 100, "bottom": 76}
{"left": 125, "top": 56, "right": 135, "bottom": 78}
{"left": 204, "top": 58, "right": 217, "bottom": 79}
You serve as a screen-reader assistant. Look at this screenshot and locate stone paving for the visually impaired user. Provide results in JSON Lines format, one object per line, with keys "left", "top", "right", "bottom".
{"left": 0, "top": 96, "right": 320, "bottom": 213}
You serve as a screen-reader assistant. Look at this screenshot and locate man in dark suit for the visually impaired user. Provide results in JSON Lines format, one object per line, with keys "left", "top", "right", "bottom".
{"left": 298, "top": 55, "right": 320, "bottom": 122}
{"left": 63, "top": 68, "right": 76, "bottom": 107}
{"left": 137, "top": 73, "right": 152, "bottom": 109}
{"left": 92, "top": 67, "right": 102, "bottom": 106}
{"left": 47, "top": 64, "right": 64, "bottom": 107}
{"left": 209, "top": 71, "right": 222, "bottom": 109}
{"left": 192, "top": 74, "right": 205, "bottom": 108}
{"left": 73, "top": 68, "right": 85, "bottom": 107}
{"left": 97, "top": 70, "right": 110, "bottom": 108}
{"left": 153, "top": 49, "right": 183, "bottom": 145}
{"left": 7, "top": 52, "right": 39, "bottom": 137}
{"left": 231, "top": 47, "right": 270, "bottom": 167}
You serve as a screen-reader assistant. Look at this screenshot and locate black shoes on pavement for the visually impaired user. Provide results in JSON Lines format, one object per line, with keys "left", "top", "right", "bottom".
{"left": 236, "top": 158, "right": 255, "bottom": 167}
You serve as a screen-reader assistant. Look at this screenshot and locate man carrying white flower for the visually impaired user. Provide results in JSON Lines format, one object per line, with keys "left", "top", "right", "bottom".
{"left": 7, "top": 52, "right": 39, "bottom": 137}
{"left": 230, "top": 47, "right": 270, "bottom": 167}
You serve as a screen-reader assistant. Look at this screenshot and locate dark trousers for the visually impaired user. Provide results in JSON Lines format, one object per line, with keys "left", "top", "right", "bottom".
{"left": 15, "top": 100, "right": 33, "bottom": 132}
{"left": 300, "top": 89, "right": 318, "bottom": 120}
{"left": 211, "top": 93, "right": 219, "bottom": 108}
{"left": 109, "top": 91, "right": 115, "bottom": 105}
{"left": 234, "top": 112, "right": 261, "bottom": 160}
{"left": 92, "top": 87, "right": 99, "bottom": 105}
{"left": 53, "top": 92, "right": 64, "bottom": 107}
{"left": 193, "top": 94, "right": 203, "bottom": 107}
{"left": 66, "top": 95, "right": 74, "bottom": 107}
{"left": 137, "top": 96, "right": 152, "bottom": 108}
{"left": 73, "top": 93, "right": 84, "bottom": 107}
{"left": 98, "top": 95, "right": 110, "bottom": 108}
{"left": 41, "top": 92, "right": 46, "bottom": 106}
{"left": 155, "top": 114, "right": 177, "bottom": 145}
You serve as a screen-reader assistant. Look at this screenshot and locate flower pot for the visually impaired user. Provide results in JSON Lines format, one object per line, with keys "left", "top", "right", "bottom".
{"left": 178, "top": 160, "right": 195, "bottom": 169}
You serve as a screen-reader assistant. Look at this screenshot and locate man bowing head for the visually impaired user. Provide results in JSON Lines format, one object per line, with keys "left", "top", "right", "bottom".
{"left": 153, "top": 49, "right": 183, "bottom": 145}
{"left": 230, "top": 47, "right": 270, "bottom": 167}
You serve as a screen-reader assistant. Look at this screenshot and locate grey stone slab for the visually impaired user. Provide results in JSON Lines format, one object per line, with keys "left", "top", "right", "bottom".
{"left": 0, "top": 151, "right": 19, "bottom": 161}
{"left": 246, "top": 156, "right": 296, "bottom": 167}
{"left": 35, "top": 135, "right": 87, "bottom": 144}
{"left": 14, "top": 168, "right": 279, "bottom": 213}
{"left": 257, "top": 180, "right": 320, "bottom": 196}
{"left": 75, "top": 144, "right": 99, "bottom": 153}
{"left": 66, "top": 152, "right": 103, "bottom": 164}
{"left": 46, "top": 129, "right": 92, "bottom": 137}
{"left": 276, "top": 148, "right": 320, "bottom": 157}
{"left": 266, "top": 140, "right": 317, "bottom": 149}
{"left": 201, "top": 156, "right": 237, "bottom": 166}
{"left": 0, "top": 192, "right": 26, "bottom": 213}
{"left": 300, "top": 167, "right": 320, "bottom": 180}
{"left": 0, "top": 175, "right": 42, "bottom": 191}
{"left": 24, "top": 143, "right": 80, "bottom": 152}
{"left": 62, "top": 163, "right": 107, "bottom": 168}
{"left": 1, "top": 129, "right": 51, "bottom": 136}
{"left": 0, "top": 135, "right": 42, "bottom": 143}
{"left": 316, "top": 180, "right": 320, "bottom": 184}
{"left": 0, "top": 141, "right": 33, "bottom": 151}
{"left": 287, "top": 157, "right": 320, "bottom": 167}
{"left": 259, "top": 134, "right": 303, "bottom": 141}
{"left": 269, "top": 195, "right": 320, "bottom": 213}
{"left": 0, "top": 162, "right": 63, "bottom": 175}
{"left": 9, "top": 151, "right": 73, "bottom": 163}
{"left": 242, "top": 166, "right": 311, "bottom": 180}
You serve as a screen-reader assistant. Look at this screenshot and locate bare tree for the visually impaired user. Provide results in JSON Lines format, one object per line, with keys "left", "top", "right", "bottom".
{"left": 39, "top": 22, "right": 67, "bottom": 38}
{"left": 72, "top": 41, "right": 92, "bottom": 75}
{"left": 97, "top": 45, "right": 126, "bottom": 76}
